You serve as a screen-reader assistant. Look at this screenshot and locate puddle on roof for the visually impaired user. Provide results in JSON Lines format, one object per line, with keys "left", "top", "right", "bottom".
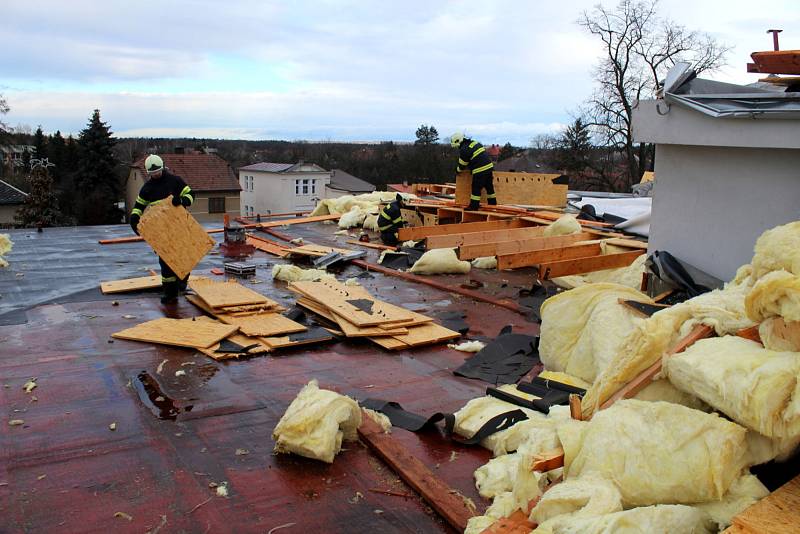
{"left": 134, "top": 371, "right": 194, "bottom": 420}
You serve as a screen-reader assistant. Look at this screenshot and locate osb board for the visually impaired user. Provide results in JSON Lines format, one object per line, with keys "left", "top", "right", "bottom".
{"left": 198, "top": 333, "right": 272, "bottom": 360}
{"left": 100, "top": 274, "right": 203, "bottom": 294}
{"left": 296, "top": 297, "right": 407, "bottom": 337}
{"left": 370, "top": 322, "right": 460, "bottom": 351}
{"left": 246, "top": 236, "right": 290, "bottom": 257}
{"left": 259, "top": 327, "right": 333, "bottom": 349}
{"left": 455, "top": 171, "right": 567, "bottom": 207}
{"left": 216, "top": 312, "right": 307, "bottom": 337}
{"left": 111, "top": 317, "right": 238, "bottom": 349}
{"left": 337, "top": 284, "right": 434, "bottom": 328}
{"left": 218, "top": 301, "right": 285, "bottom": 314}
{"left": 137, "top": 200, "right": 215, "bottom": 280}
{"left": 188, "top": 279, "right": 271, "bottom": 308}
{"left": 288, "top": 280, "right": 417, "bottom": 327}
{"left": 401, "top": 208, "right": 425, "bottom": 228}
{"left": 729, "top": 474, "right": 800, "bottom": 534}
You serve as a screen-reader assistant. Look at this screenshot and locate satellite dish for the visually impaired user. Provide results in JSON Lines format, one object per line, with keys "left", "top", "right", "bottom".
{"left": 663, "top": 62, "right": 695, "bottom": 94}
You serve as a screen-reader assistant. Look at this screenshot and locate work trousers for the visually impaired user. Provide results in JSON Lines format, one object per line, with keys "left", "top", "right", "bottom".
{"left": 159, "top": 257, "right": 189, "bottom": 298}
{"left": 380, "top": 229, "right": 400, "bottom": 246}
{"left": 470, "top": 170, "right": 497, "bottom": 205}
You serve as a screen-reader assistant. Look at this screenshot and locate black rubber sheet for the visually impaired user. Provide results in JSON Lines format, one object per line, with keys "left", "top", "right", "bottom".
{"left": 453, "top": 326, "right": 540, "bottom": 385}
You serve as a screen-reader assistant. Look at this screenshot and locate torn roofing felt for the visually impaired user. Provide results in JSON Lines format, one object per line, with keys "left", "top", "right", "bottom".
{"left": 378, "top": 246, "right": 426, "bottom": 270}
{"left": 360, "top": 398, "right": 528, "bottom": 443}
{"left": 454, "top": 325, "right": 540, "bottom": 385}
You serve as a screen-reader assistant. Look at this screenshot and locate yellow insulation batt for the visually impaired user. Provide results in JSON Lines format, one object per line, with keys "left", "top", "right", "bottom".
{"left": 552, "top": 253, "right": 647, "bottom": 291}
{"left": 311, "top": 191, "right": 415, "bottom": 217}
{"left": 448, "top": 340, "right": 486, "bottom": 353}
{"left": 543, "top": 215, "right": 581, "bottom": 237}
{"left": 0, "top": 234, "right": 11, "bottom": 268}
{"left": 759, "top": 316, "right": 800, "bottom": 352}
{"left": 581, "top": 274, "right": 755, "bottom": 416}
{"left": 745, "top": 269, "right": 800, "bottom": 323}
{"left": 545, "top": 504, "right": 714, "bottom": 534}
{"left": 749, "top": 220, "right": 800, "bottom": 281}
{"left": 464, "top": 491, "right": 517, "bottom": 534}
{"left": 529, "top": 474, "right": 623, "bottom": 533}
{"left": 338, "top": 206, "right": 368, "bottom": 229}
{"left": 272, "top": 264, "right": 335, "bottom": 282}
{"left": 538, "top": 283, "right": 652, "bottom": 383}
{"left": 664, "top": 336, "right": 800, "bottom": 439}
{"left": 409, "top": 248, "right": 471, "bottom": 275}
{"left": 471, "top": 256, "right": 498, "bottom": 269}
{"left": 474, "top": 453, "right": 521, "bottom": 498}
{"left": 694, "top": 474, "right": 768, "bottom": 532}
{"left": 559, "top": 400, "right": 748, "bottom": 506}
{"left": 272, "top": 380, "right": 361, "bottom": 463}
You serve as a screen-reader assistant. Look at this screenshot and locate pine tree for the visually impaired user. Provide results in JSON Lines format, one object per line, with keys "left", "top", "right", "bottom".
{"left": 15, "top": 163, "right": 67, "bottom": 228}
{"left": 556, "top": 118, "right": 593, "bottom": 175}
{"left": 33, "top": 126, "right": 48, "bottom": 160}
{"left": 75, "top": 109, "right": 121, "bottom": 225}
{"left": 498, "top": 142, "right": 516, "bottom": 161}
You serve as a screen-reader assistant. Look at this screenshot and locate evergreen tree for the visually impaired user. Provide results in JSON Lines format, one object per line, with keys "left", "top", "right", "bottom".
{"left": 33, "top": 126, "right": 48, "bottom": 160}
{"left": 75, "top": 109, "right": 121, "bottom": 225}
{"left": 498, "top": 142, "right": 516, "bottom": 161}
{"left": 15, "top": 163, "right": 67, "bottom": 228}
{"left": 414, "top": 124, "right": 439, "bottom": 145}
{"left": 556, "top": 118, "right": 593, "bottom": 175}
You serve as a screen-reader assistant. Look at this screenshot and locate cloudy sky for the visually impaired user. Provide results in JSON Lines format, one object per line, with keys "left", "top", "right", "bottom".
{"left": 1, "top": 0, "right": 797, "bottom": 144}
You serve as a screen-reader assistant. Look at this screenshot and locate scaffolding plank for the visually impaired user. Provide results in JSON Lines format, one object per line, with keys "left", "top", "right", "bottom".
{"left": 136, "top": 200, "right": 215, "bottom": 280}
{"left": 111, "top": 317, "right": 237, "bottom": 349}
{"left": 357, "top": 411, "right": 476, "bottom": 532}
{"left": 497, "top": 242, "right": 603, "bottom": 270}
{"left": 539, "top": 249, "right": 645, "bottom": 279}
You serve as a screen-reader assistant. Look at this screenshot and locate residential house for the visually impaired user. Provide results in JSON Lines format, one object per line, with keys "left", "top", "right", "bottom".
{"left": 238, "top": 162, "right": 375, "bottom": 216}
{"left": 127, "top": 151, "right": 241, "bottom": 223}
{"left": 0, "top": 179, "right": 28, "bottom": 226}
{"left": 633, "top": 67, "right": 800, "bottom": 281}
{"left": 494, "top": 154, "right": 561, "bottom": 174}
{"left": 0, "top": 145, "right": 35, "bottom": 172}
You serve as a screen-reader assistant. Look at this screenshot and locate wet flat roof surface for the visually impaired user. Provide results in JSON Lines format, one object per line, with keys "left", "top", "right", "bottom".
{"left": 0, "top": 222, "right": 540, "bottom": 533}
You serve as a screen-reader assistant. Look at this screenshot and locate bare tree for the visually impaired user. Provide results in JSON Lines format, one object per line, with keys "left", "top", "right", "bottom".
{"left": 0, "top": 94, "right": 10, "bottom": 142}
{"left": 579, "top": 0, "right": 729, "bottom": 189}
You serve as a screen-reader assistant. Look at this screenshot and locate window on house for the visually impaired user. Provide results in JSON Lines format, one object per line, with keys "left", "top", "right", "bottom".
{"left": 302, "top": 179, "right": 309, "bottom": 195}
{"left": 249, "top": 206, "right": 254, "bottom": 216}
{"left": 209, "top": 197, "right": 226, "bottom": 213}
{"left": 311, "top": 180, "right": 316, "bottom": 195}
{"left": 295, "top": 179, "right": 311, "bottom": 195}
{"left": 249, "top": 176, "right": 253, "bottom": 191}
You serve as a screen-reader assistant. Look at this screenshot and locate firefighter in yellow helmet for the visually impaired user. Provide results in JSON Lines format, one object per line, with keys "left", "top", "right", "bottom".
{"left": 451, "top": 132, "right": 496, "bottom": 211}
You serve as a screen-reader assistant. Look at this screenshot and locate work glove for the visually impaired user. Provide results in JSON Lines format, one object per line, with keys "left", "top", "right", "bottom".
{"left": 171, "top": 194, "right": 181, "bottom": 206}
{"left": 130, "top": 214, "right": 140, "bottom": 235}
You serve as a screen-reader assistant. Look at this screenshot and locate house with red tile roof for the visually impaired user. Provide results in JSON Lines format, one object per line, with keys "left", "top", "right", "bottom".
{"left": 126, "top": 151, "right": 241, "bottom": 222}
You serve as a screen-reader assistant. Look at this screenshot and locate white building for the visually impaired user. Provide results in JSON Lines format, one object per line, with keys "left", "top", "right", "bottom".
{"left": 238, "top": 162, "right": 375, "bottom": 216}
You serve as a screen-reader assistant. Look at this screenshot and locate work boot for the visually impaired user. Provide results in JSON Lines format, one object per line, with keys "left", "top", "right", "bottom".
{"left": 488, "top": 198, "right": 498, "bottom": 205}
{"left": 178, "top": 278, "right": 189, "bottom": 293}
{"left": 161, "top": 282, "right": 179, "bottom": 304}
{"left": 467, "top": 201, "right": 480, "bottom": 211}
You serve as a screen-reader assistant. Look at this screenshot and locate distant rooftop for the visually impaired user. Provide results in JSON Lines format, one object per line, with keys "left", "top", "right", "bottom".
{"left": 0, "top": 179, "right": 28, "bottom": 205}
{"left": 329, "top": 169, "right": 375, "bottom": 193}
{"left": 239, "top": 162, "right": 328, "bottom": 173}
{"left": 131, "top": 153, "right": 240, "bottom": 192}
{"left": 494, "top": 154, "right": 562, "bottom": 174}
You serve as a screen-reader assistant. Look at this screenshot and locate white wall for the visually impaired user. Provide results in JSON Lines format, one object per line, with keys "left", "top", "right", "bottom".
{"left": 240, "top": 168, "right": 331, "bottom": 216}
{"left": 650, "top": 144, "right": 800, "bottom": 281}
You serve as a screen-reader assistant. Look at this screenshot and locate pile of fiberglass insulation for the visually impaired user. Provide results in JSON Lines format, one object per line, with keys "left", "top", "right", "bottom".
{"left": 463, "top": 221, "right": 800, "bottom": 533}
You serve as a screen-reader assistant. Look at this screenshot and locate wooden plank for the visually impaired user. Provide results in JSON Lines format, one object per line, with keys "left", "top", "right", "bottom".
{"left": 257, "top": 214, "right": 341, "bottom": 228}
{"left": 524, "top": 212, "right": 617, "bottom": 228}
{"left": 496, "top": 242, "right": 601, "bottom": 270}
{"left": 188, "top": 278, "right": 272, "bottom": 308}
{"left": 288, "top": 279, "right": 417, "bottom": 327}
{"left": 598, "top": 324, "right": 714, "bottom": 411}
{"left": 531, "top": 449, "right": 566, "bottom": 472}
{"left": 246, "top": 235, "right": 290, "bottom": 257}
{"left": 749, "top": 50, "right": 800, "bottom": 75}
{"left": 736, "top": 325, "right": 762, "bottom": 345}
{"left": 427, "top": 226, "right": 547, "bottom": 250}
{"left": 137, "top": 200, "right": 216, "bottom": 280}
{"left": 730, "top": 474, "right": 800, "bottom": 533}
{"left": 100, "top": 275, "right": 161, "bottom": 294}
{"left": 358, "top": 411, "right": 476, "bottom": 531}
{"left": 216, "top": 312, "right": 307, "bottom": 337}
{"left": 397, "top": 218, "right": 528, "bottom": 241}
{"left": 98, "top": 228, "right": 223, "bottom": 245}
{"left": 539, "top": 249, "right": 645, "bottom": 279}
{"left": 370, "top": 322, "right": 460, "bottom": 350}
{"left": 111, "top": 317, "right": 237, "bottom": 349}
{"left": 604, "top": 237, "right": 648, "bottom": 250}
{"left": 463, "top": 232, "right": 594, "bottom": 262}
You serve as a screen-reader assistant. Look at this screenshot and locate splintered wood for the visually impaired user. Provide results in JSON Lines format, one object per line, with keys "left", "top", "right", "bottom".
{"left": 289, "top": 279, "right": 459, "bottom": 350}
{"left": 111, "top": 317, "right": 237, "bottom": 348}
{"left": 137, "top": 200, "right": 215, "bottom": 279}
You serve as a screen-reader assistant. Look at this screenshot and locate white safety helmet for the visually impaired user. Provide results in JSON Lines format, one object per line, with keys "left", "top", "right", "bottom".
{"left": 144, "top": 154, "right": 164, "bottom": 174}
{"left": 449, "top": 132, "right": 465, "bottom": 148}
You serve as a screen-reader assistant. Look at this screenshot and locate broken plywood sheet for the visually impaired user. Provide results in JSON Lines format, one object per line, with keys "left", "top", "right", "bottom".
{"left": 198, "top": 333, "right": 271, "bottom": 360}
{"left": 370, "top": 322, "right": 460, "bottom": 351}
{"left": 289, "top": 280, "right": 417, "bottom": 327}
{"left": 111, "top": 317, "right": 237, "bottom": 349}
{"left": 216, "top": 312, "right": 307, "bottom": 337}
{"left": 137, "top": 200, "right": 215, "bottom": 280}
{"left": 260, "top": 327, "right": 335, "bottom": 350}
{"left": 100, "top": 274, "right": 203, "bottom": 294}
{"left": 188, "top": 278, "right": 273, "bottom": 308}
{"left": 296, "top": 298, "right": 408, "bottom": 337}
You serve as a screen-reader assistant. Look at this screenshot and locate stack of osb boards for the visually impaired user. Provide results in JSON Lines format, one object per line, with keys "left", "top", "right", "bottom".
{"left": 185, "top": 278, "right": 331, "bottom": 355}
{"left": 289, "top": 279, "right": 460, "bottom": 350}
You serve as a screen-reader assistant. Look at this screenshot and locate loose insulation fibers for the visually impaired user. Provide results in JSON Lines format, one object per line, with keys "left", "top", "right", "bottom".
{"left": 272, "top": 380, "right": 361, "bottom": 463}
{"left": 272, "top": 264, "right": 334, "bottom": 282}
{"left": 0, "top": 234, "right": 11, "bottom": 268}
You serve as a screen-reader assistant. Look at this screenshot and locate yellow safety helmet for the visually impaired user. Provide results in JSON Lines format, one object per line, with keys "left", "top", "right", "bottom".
{"left": 145, "top": 154, "right": 164, "bottom": 174}
{"left": 449, "top": 132, "right": 465, "bottom": 148}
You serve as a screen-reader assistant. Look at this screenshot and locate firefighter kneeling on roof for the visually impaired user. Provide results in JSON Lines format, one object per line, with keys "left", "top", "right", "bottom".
{"left": 450, "top": 131, "right": 496, "bottom": 211}
{"left": 378, "top": 193, "right": 405, "bottom": 246}
{"left": 129, "top": 154, "right": 194, "bottom": 304}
